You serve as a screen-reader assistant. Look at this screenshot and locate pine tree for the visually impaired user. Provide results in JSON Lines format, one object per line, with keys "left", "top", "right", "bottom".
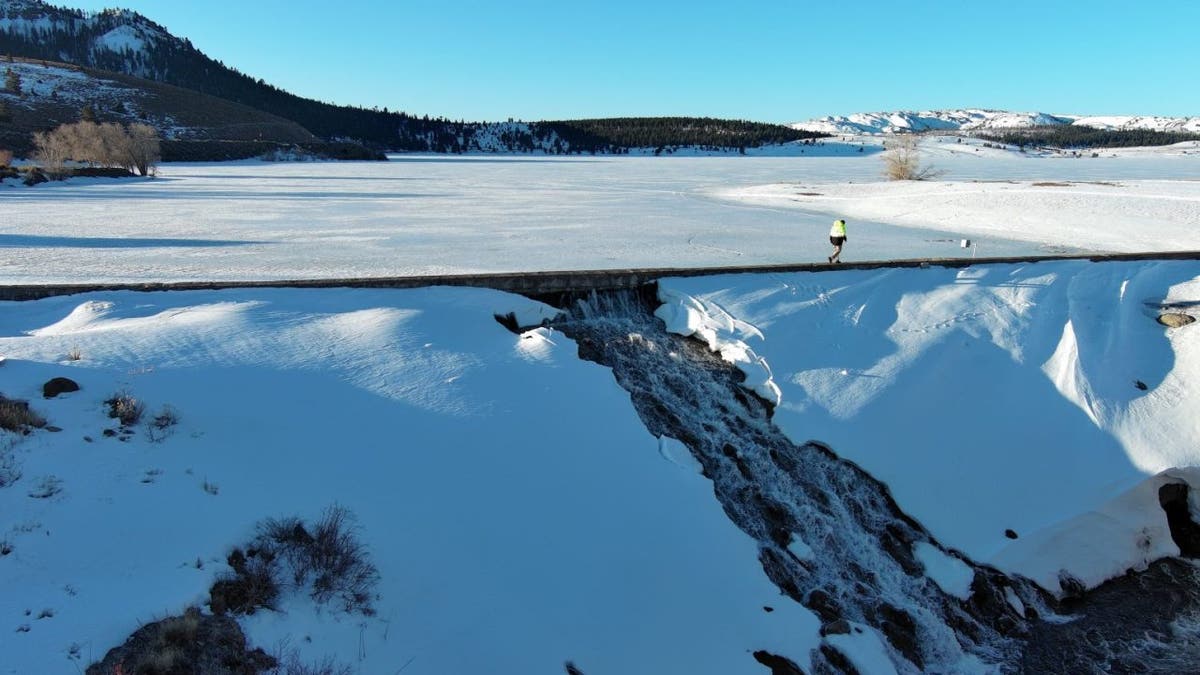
{"left": 0, "top": 99, "right": 10, "bottom": 123}
{"left": 80, "top": 104, "right": 96, "bottom": 122}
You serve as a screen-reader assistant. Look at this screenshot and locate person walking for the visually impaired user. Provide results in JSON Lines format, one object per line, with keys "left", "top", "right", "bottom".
{"left": 828, "top": 219, "right": 847, "bottom": 263}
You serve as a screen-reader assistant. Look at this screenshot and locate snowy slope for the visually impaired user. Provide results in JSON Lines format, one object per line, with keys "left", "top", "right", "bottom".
{"left": 0, "top": 287, "right": 818, "bottom": 674}
{"left": 793, "top": 109, "right": 1200, "bottom": 135}
{"left": 0, "top": 60, "right": 149, "bottom": 113}
{"left": 659, "top": 258, "right": 1200, "bottom": 594}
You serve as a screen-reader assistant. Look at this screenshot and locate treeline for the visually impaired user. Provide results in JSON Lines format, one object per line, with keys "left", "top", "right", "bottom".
{"left": 975, "top": 125, "right": 1200, "bottom": 150}
{"left": 543, "top": 117, "right": 826, "bottom": 152}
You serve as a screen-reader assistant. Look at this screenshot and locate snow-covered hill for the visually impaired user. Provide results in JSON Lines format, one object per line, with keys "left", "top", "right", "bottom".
{"left": 793, "top": 109, "right": 1200, "bottom": 135}
{"left": 0, "top": 58, "right": 318, "bottom": 155}
{"left": 0, "top": 1, "right": 169, "bottom": 80}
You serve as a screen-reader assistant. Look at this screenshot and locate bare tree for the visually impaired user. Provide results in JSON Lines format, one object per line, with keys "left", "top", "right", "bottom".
{"left": 32, "top": 128, "right": 70, "bottom": 177}
{"left": 125, "top": 123, "right": 161, "bottom": 176}
{"left": 31, "top": 121, "right": 161, "bottom": 177}
{"left": 882, "top": 134, "right": 942, "bottom": 181}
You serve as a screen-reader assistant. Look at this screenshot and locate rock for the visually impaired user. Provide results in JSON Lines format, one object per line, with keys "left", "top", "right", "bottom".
{"left": 1134, "top": 380, "right": 1148, "bottom": 391}
{"left": 805, "top": 588, "right": 842, "bottom": 624}
{"left": 877, "top": 603, "right": 923, "bottom": 669}
{"left": 1159, "top": 483, "right": 1200, "bottom": 557}
{"left": 820, "top": 619, "right": 852, "bottom": 636}
{"left": 1005, "top": 529, "right": 1019, "bottom": 539}
{"left": 42, "top": 377, "right": 80, "bottom": 399}
{"left": 1157, "top": 313, "right": 1195, "bottom": 328}
{"left": 752, "top": 650, "right": 808, "bottom": 675}
{"left": 85, "top": 607, "right": 276, "bottom": 675}
{"left": 1058, "top": 571, "right": 1087, "bottom": 600}
{"left": 818, "top": 644, "right": 861, "bottom": 675}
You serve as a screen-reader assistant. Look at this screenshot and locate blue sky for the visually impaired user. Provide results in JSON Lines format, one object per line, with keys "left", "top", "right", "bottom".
{"left": 70, "top": 0, "right": 1200, "bottom": 123}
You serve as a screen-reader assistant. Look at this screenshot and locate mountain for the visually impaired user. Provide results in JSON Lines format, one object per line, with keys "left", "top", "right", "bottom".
{"left": 793, "top": 108, "right": 1200, "bottom": 135}
{"left": 0, "top": 0, "right": 478, "bottom": 150}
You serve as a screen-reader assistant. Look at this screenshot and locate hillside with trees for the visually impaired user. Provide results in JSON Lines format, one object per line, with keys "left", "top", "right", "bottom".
{"left": 542, "top": 117, "right": 823, "bottom": 153}
{"left": 0, "top": 57, "right": 325, "bottom": 158}
{"left": 974, "top": 125, "right": 1200, "bottom": 150}
{"left": 0, "top": 1, "right": 518, "bottom": 150}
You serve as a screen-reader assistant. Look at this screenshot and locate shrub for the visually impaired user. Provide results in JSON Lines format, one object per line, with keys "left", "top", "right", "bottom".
{"left": 0, "top": 149, "right": 11, "bottom": 167}
{"left": 159, "top": 610, "right": 201, "bottom": 646}
{"left": 146, "top": 405, "right": 179, "bottom": 442}
{"left": 882, "top": 134, "right": 942, "bottom": 181}
{"left": 210, "top": 548, "right": 281, "bottom": 615}
{"left": 0, "top": 395, "right": 47, "bottom": 433}
{"left": 267, "top": 645, "right": 353, "bottom": 675}
{"left": 212, "top": 506, "right": 379, "bottom": 617}
{"left": 305, "top": 506, "right": 380, "bottom": 613}
{"left": 105, "top": 392, "right": 144, "bottom": 427}
{"left": 33, "top": 121, "right": 161, "bottom": 177}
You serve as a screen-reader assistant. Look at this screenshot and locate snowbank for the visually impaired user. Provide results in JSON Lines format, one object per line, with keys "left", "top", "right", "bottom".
{"left": 658, "top": 259, "right": 1200, "bottom": 593}
{"left": 655, "top": 285, "right": 782, "bottom": 405}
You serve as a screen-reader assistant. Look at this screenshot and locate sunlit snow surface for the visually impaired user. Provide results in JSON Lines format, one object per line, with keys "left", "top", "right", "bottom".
{"left": 1, "top": 142, "right": 1198, "bottom": 284}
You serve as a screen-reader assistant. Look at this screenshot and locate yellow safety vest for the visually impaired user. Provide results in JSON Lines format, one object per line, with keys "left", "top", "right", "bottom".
{"left": 830, "top": 220, "right": 847, "bottom": 237}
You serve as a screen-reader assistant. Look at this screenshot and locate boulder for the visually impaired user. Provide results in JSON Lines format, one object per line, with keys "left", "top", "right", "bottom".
{"left": 1158, "top": 313, "right": 1195, "bottom": 328}
{"left": 85, "top": 607, "right": 276, "bottom": 675}
{"left": 43, "top": 377, "right": 80, "bottom": 399}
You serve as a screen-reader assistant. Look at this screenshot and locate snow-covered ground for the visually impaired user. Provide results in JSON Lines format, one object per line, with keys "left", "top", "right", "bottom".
{"left": 0, "top": 287, "right": 819, "bottom": 674}
{"left": 2, "top": 148, "right": 1200, "bottom": 673}
{"left": 659, "top": 259, "right": 1200, "bottom": 593}
{"left": 1, "top": 144, "right": 1198, "bottom": 284}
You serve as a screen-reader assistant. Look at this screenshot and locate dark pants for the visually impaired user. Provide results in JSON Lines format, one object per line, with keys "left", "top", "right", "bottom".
{"left": 829, "top": 235, "right": 845, "bottom": 262}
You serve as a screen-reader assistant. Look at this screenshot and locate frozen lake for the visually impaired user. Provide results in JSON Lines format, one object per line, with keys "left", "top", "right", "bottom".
{"left": 2, "top": 147, "right": 1199, "bottom": 283}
